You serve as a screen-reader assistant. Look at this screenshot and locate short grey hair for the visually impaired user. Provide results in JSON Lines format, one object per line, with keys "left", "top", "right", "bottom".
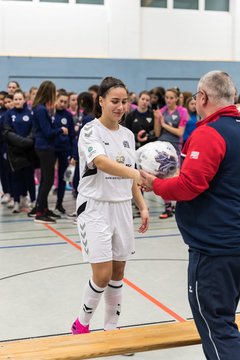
{"left": 198, "top": 70, "right": 235, "bottom": 106}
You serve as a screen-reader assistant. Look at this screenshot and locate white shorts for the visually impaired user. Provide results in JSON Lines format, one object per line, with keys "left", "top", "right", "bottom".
{"left": 76, "top": 196, "right": 135, "bottom": 263}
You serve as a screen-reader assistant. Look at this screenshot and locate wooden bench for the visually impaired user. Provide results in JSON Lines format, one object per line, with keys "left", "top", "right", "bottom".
{"left": 1, "top": 316, "right": 240, "bottom": 360}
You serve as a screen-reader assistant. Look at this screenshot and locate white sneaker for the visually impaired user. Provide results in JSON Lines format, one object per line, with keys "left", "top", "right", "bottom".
{"left": 1, "top": 193, "right": 11, "bottom": 204}
{"left": 7, "top": 198, "right": 14, "bottom": 209}
{"left": 28, "top": 202, "right": 35, "bottom": 210}
{"left": 20, "top": 196, "right": 30, "bottom": 209}
{"left": 67, "top": 211, "right": 77, "bottom": 219}
{"left": 12, "top": 202, "right": 20, "bottom": 213}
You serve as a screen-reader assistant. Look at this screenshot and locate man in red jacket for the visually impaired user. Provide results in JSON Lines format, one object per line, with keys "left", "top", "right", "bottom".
{"left": 140, "top": 70, "right": 240, "bottom": 360}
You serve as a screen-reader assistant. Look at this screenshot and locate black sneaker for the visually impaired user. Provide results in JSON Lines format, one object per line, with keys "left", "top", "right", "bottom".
{"left": 45, "top": 209, "right": 61, "bottom": 219}
{"left": 55, "top": 204, "right": 66, "bottom": 214}
{"left": 28, "top": 206, "right": 37, "bottom": 217}
{"left": 34, "top": 214, "right": 56, "bottom": 224}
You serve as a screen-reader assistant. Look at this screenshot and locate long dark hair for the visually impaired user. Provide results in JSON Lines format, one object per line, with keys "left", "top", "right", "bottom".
{"left": 32, "top": 80, "right": 56, "bottom": 108}
{"left": 94, "top": 76, "right": 127, "bottom": 118}
{"left": 77, "top": 91, "right": 94, "bottom": 115}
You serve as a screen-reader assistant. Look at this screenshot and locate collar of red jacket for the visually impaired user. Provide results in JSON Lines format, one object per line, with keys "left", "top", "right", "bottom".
{"left": 196, "top": 105, "right": 240, "bottom": 127}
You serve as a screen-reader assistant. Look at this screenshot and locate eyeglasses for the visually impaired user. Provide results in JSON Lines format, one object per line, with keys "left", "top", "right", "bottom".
{"left": 192, "top": 89, "right": 209, "bottom": 101}
{"left": 192, "top": 91, "right": 201, "bottom": 101}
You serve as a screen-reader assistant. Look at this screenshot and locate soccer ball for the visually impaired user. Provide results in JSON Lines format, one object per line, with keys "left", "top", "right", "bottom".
{"left": 136, "top": 141, "right": 178, "bottom": 178}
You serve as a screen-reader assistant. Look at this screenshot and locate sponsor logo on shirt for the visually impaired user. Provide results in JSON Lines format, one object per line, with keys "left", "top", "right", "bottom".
{"left": 123, "top": 140, "right": 130, "bottom": 148}
{"left": 87, "top": 146, "right": 96, "bottom": 157}
{"left": 190, "top": 151, "right": 199, "bottom": 159}
{"left": 11, "top": 115, "right": 16, "bottom": 122}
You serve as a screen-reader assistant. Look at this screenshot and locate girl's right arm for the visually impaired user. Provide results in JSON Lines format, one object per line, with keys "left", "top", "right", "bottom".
{"left": 93, "top": 154, "right": 141, "bottom": 183}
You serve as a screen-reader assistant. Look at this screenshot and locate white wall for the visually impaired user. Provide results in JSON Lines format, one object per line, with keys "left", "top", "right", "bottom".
{"left": 231, "top": 0, "right": 240, "bottom": 59}
{"left": 0, "top": 1, "right": 109, "bottom": 57}
{"left": 141, "top": 8, "right": 232, "bottom": 60}
{"left": 0, "top": 0, "right": 238, "bottom": 61}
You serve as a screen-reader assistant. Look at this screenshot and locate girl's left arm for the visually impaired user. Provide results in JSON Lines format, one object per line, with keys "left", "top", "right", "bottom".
{"left": 132, "top": 181, "right": 149, "bottom": 233}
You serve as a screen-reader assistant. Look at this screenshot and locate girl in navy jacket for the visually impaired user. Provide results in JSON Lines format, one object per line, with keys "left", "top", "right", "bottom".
{"left": 3, "top": 90, "right": 36, "bottom": 213}
{"left": 31, "top": 81, "right": 68, "bottom": 224}
{"left": 54, "top": 89, "right": 75, "bottom": 213}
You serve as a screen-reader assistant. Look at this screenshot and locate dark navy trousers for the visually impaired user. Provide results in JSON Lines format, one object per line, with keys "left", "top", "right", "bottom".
{"left": 0, "top": 152, "right": 12, "bottom": 195}
{"left": 188, "top": 250, "right": 240, "bottom": 360}
{"left": 35, "top": 148, "right": 55, "bottom": 213}
{"left": 55, "top": 150, "right": 69, "bottom": 207}
{"left": 12, "top": 166, "right": 35, "bottom": 202}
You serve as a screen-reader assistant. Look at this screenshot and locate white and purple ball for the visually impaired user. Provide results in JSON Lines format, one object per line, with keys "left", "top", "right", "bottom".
{"left": 136, "top": 141, "right": 178, "bottom": 178}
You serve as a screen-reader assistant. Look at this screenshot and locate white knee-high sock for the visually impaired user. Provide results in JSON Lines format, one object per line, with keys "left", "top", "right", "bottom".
{"left": 104, "top": 279, "right": 123, "bottom": 330}
{"left": 79, "top": 278, "right": 106, "bottom": 326}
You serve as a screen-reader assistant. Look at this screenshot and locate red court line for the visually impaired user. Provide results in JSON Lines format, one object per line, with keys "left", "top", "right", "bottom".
{"left": 44, "top": 224, "right": 82, "bottom": 251}
{"left": 123, "top": 278, "right": 186, "bottom": 323}
{"left": 45, "top": 224, "right": 186, "bottom": 323}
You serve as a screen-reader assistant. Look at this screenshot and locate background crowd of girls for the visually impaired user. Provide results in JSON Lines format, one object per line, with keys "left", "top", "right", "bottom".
{"left": 2, "top": 79, "right": 237, "bottom": 221}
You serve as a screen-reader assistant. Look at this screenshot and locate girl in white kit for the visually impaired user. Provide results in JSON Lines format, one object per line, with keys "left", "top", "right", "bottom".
{"left": 72, "top": 76, "right": 149, "bottom": 334}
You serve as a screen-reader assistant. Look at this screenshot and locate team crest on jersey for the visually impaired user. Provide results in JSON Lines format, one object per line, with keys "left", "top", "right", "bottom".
{"left": 61, "top": 118, "right": 67, "bottom": 125}
{"left": 22, "top": 115, "right": 29, "bottom": 122}
{"left": 146, "top": 117, "right": 152, "bottom": 123}
{"left": 116, "top": 154, "right": 125, "bottom": 163}
{"left": 11, "top": 115, "right": 16, "bottom": 122}
{"left": 123, "top": 140, "right": 130, "bottom": 148}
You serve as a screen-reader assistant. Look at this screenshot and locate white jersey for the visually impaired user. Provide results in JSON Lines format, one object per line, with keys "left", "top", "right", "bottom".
{"left": 77, "top": 118, "right": 136, "bottom": 201}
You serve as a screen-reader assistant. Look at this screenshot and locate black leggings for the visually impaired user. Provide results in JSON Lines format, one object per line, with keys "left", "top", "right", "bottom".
{"left": 35, "top": 149, "right": 55, "bottom": 213}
